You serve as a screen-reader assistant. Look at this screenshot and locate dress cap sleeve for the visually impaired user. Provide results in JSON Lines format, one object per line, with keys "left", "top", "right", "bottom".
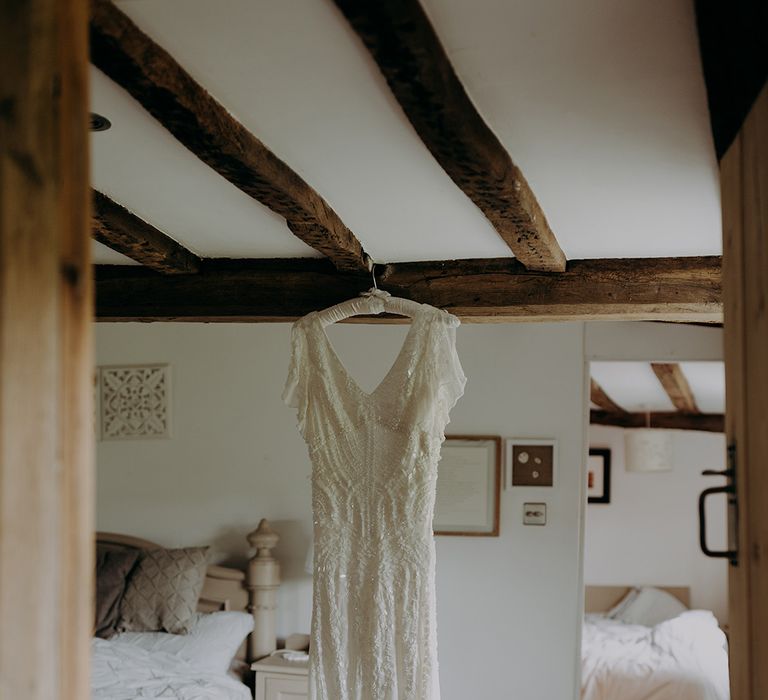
{"left": 439, "top": 319, "right": 467, "bottom": 415}
{"left": 282, "top": 322, "right": 306, "bottom": 410}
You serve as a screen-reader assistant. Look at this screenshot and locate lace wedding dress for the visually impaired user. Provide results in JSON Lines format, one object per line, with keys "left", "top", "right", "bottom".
{"left": 283, "top": 301, "right": 466, "bottom": 700}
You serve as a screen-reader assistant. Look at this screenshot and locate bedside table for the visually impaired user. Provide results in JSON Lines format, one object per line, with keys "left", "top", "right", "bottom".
{"left": 252, "top": 656, "right": 309, "bottom": 700}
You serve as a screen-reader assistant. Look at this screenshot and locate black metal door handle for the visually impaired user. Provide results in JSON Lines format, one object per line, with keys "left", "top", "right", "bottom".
{"left": 702, "top": 468, "right": 734, "bottom": 478}
{"left": 698, "top": 464, "right": 737, "bottom": 565}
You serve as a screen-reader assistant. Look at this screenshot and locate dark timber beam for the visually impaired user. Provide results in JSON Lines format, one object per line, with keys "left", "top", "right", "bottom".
{"left": 591, "top": 410, "right": 724, "bottom": 433}
{"left": 651, "top": 362, "right": 700, "bottom": 413}
{"left": 92, "top": 191, "right": 200, "bottom": 274}
{"left": 333, "top": 0, "right": 566, "bottom": 272}
{"left": 590, "top": 379, "right": 626, "bottom": 414}
{"left": 94, "top": 255, "right": 722, "bottom": 322}
{"left": 90, "top": 0, "right": 369, "bottom": 273}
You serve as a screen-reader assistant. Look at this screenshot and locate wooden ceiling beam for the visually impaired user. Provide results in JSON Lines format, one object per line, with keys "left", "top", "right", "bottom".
{"left": 90, "top": 0, "right": 369, "bottom": 273}
{"left": 590, "top": 378, "right": 626, "bottom": 413}
{"left": 94, "top": 255, "right": 722, "bottom": 322}
{"left": 92, "top": 191, "right": 200, "bottom": 274}
{"left": 651, "top": 362, "right": 700, "bottom": 413}
{"left": 591, "top": 410, "right": 723, "bottom": 433}
{"left": 333, "top": 0, "right": 566, "bottom": 272}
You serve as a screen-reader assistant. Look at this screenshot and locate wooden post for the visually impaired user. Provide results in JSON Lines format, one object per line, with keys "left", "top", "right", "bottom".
{"left": 721, "top": 83, "right": 768, "bottom": 699}
{"left": 246, "top": 519, "right": 281, "bottom": 660}
{"left": 0, "top": 1, "right": 92, "bottom": 699}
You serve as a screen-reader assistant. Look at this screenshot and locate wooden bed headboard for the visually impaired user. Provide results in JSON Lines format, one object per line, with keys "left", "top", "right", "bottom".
{"left": 585, "top": 585, "right": 691, "bottom": 614}
{"left": 96, "top": 518, "right": 280, "bottom": 664}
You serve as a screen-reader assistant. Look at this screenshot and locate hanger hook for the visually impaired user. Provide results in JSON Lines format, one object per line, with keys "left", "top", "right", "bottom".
{"left": 370, "top": 261, "right": 378, "bottom": 290}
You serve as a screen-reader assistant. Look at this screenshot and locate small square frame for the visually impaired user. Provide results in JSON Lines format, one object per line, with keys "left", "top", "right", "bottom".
{"left": 505, "top": 438, "right": 558, "bottom": 489}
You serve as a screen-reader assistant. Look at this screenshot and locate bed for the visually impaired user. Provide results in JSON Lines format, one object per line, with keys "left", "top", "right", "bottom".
{"left": 582, "top": 585, "right": 730, "bottom": 700}
{"left": 92, "top": 519, "right": 280, "bottom": 700}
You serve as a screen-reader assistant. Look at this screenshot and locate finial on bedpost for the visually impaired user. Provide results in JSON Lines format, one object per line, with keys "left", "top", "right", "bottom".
{"left": 248, "top": 518, "right": 279, "bottom": 558}
{"left": 246, "top": 519, "right": 280, "bottom": 662}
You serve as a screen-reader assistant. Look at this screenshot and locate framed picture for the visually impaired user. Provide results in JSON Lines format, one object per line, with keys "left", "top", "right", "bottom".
{"left": 506, "top": 438, "right": 557, "bottom": 488}
{"left": 434, "top": 435, "right": 501, "bottom": 536}
{"left": 587, "top": 448, "right": 611, "bottom": 504}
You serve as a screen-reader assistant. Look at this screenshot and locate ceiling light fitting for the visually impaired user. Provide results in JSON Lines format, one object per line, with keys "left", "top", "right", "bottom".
{"left": 90, "top": 113, "right": 112, "bottom": 132}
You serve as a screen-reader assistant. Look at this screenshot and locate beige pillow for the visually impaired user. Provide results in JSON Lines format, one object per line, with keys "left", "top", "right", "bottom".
{"left": 118, "top": 547, "right": 209, "bottom": 634}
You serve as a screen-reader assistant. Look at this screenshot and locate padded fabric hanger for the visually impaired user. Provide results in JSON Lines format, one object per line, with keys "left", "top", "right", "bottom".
{"left": 315, "top": 263, "right": 423, "bottom": 327}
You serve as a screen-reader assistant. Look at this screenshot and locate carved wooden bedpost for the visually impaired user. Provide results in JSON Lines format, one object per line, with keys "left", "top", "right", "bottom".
{"left": 246, "top": 519, "right": 280, "bottom": 661}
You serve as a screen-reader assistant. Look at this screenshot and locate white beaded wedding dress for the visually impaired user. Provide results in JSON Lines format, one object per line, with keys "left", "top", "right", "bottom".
{"left": 283, "top": 296, "right": 466, "bottom": 700}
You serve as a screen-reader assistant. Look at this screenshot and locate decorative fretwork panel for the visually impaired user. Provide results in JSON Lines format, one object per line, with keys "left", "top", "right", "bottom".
{"left": 99, "top": 365, "right": 170, "bottom": 440}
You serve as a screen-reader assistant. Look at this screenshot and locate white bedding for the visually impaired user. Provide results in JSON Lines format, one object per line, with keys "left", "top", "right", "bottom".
{"left": 92, "top": 638, "right": 250, "bottom": 700}
{"left": 581, "top": 610, "right": 730, "bottom": 700}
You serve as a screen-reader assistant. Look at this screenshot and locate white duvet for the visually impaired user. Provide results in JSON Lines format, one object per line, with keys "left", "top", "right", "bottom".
{"left": 92, "top": 638, "right": 250, "bottom": 700}
{"left": 581, "top": 611, "right": 730, "bottom": 700}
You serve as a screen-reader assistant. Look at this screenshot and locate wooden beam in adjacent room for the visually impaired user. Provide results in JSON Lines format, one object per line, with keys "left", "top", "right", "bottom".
{"left": 89, "top": 0, "right": 369, "bottom": 273}
{"left": 94, "top": 255, "right": 722, "bottom": 322}
{"left": 590, "top": 410, "right": 724, "bottom": 433}
{"left": 590, "top": 379, "right": 626, "bottom": 414}
{"left": 92, "top": 191, "right": 201, "bottom": 274}
{"left": 651, "top": 362, "right": 700, "bottom": 413}
{"left": 333, "top": 0, "right": 565, "bottom": 272}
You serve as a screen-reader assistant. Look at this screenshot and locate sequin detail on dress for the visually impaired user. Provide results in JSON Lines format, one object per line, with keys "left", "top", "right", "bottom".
{"left": 283, "top": 304, "right": 466, "bottom": 700}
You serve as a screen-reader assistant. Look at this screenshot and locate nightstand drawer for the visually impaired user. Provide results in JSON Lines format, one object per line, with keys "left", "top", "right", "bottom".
{"left": 252, "top": 657, "right": 309, "bottom": 700}
{"left": 261, "top": 674, "right": 308, "bottom": 700}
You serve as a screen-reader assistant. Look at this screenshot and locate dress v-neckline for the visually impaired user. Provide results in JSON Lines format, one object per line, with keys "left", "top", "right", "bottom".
{"left": 311, "top": 308, "right": 428, "bottom": 400}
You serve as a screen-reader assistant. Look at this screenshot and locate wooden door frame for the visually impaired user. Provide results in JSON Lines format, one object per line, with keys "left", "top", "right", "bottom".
{"left": 0, "top": 2, "right": 92, "bottom": 699}
{"left": 721, "top": 82, "right": 768, "bottom": 699}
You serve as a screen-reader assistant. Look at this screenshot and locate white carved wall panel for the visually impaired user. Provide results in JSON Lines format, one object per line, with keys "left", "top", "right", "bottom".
{"left": 99, "top": 365, "right": 170, "bottom": 440}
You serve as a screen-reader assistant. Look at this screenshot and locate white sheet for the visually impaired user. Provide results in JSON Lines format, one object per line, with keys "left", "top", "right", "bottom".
{"left": 92, "top": 638, "right": 250, "bottom": 700}
{"left": 581, "top": 611, "right": 730, "bottom": 700}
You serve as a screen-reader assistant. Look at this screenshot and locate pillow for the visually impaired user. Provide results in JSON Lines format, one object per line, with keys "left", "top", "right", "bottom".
{"left": 609, "top": 586, "right": 688, "bottom": 627}
{"left": 94, "top": 546, "right": 140, "bottom": 639}
{"left": 606, "top": 587, "right": 641, "bottom": 620}
{"left": 116, "top": 611, "right": 254, "bottom": 675}
{"left": 118, "top": 546, "right": 209, "bottom": 634}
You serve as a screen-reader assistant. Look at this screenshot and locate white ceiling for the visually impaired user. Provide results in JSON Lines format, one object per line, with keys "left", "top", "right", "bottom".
{"left": 93, "top": 238, "right": 140, "bottom": 265}
{"left": 678, "top": 361, "right": 726, "bottom": 414}
{"left": 90, "top": 66, "right": 318, "bottom": 263}
{"left": 92, "top": 0, "right": 722, "bottom": 265}
{"left": 591, "top": 361, "right": 725, "bottom": 413}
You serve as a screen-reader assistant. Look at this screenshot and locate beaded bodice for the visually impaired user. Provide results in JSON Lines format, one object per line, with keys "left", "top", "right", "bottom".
{"left": 283, "top": 303, "right": 466, "bottom": 700}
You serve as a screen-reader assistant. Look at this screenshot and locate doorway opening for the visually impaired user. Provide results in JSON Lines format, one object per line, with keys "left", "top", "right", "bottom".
{"left": 580, "top": 359, "right": 730, "bottom": 699}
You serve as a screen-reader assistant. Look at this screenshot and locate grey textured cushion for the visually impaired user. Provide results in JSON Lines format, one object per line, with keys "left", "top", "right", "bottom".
{"left": 117, "top": 547, "right": 209, "bottom": 634}
{"left": 95, "top": 546, "right": 140, "bottom": 639}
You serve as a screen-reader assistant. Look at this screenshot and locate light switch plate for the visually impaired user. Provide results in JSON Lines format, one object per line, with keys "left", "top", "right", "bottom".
{"left": 523, "top": 503, "right": 547, "bottom": 526}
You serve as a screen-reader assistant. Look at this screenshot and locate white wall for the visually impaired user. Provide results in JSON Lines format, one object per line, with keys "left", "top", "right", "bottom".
{"left": 585, "top": 425, "right": 728, "bottom": 623}
{"left": 96, "top": 321, "right": 588, "bottom": 700}
{"left": 585, "top": 321, "right": 723, "bottom": 361}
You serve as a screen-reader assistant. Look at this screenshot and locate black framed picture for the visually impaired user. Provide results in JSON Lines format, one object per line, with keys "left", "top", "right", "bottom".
{"left": 587, "top": 448, "right": 611, "bottom": 504}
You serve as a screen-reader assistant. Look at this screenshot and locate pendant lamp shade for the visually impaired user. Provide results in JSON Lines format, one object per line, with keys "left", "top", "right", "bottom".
{"left": 624, "top": 429, "right": 673, "bottom": 472}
